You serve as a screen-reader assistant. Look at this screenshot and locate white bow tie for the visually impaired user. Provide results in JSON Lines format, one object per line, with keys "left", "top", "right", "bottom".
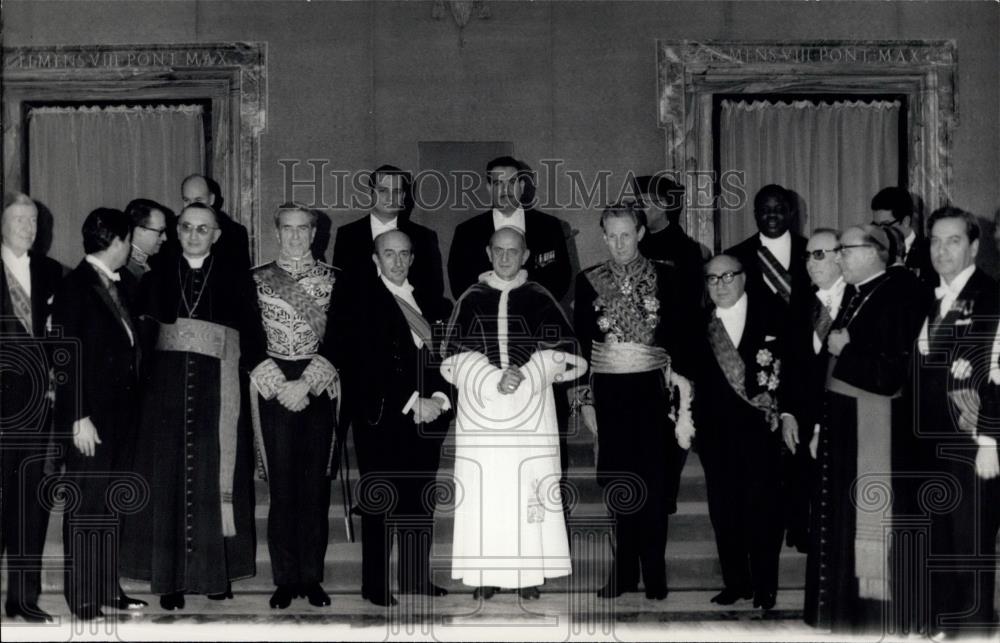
{"left": 934, "top": 283, "right": 959, "bottom": 301}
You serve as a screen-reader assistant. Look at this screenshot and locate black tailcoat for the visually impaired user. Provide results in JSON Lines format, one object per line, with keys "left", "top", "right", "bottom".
{"left": 726, "top": 233, "right": 809, "bottom": 311}
{"left": 50, "top": 260, "right": 140, "bottom": 614}
{"left": 332, "top": 273, "right": 450, "bottom": 599}
{"left": 0, "top": 252, "right": 62, "bottom": 611}
{"left": 693, "top": 293, "right": 788, "bottom": 599}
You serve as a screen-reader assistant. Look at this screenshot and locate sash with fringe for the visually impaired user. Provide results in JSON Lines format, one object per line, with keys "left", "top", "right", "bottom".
{"left": 157, "top": 318, "right": 241, "bottom": 538}
{"left": 826, "top": 363, "right": 897, "bottom": 601}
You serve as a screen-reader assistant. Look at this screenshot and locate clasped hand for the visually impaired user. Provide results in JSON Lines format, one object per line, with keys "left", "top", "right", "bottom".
{"left": 827, "top": 329, "right": 850, "bottom": 356}
{"left": 276, "top": 379, "right": 311, "bottom": 412}
{"left": 497, "top": 366, "right": 525, "bottom": 395}
{"left": 412, "top": 397, "right": 444, "bottom": 424}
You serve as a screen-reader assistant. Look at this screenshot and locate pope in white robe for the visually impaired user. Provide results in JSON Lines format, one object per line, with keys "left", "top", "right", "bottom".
{"left": 441, "top": 227, "right": 587, "bottom": 597}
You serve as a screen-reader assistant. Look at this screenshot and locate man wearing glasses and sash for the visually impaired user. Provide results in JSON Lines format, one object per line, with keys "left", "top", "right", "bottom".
{"left": 814, "top": 224, "right": 926, "bottom": 634}
{"left": 121, "top": 203, "right": 265, "bottom": 610}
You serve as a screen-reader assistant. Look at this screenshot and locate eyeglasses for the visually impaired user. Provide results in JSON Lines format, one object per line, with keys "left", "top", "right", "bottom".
{"left": 804, "top": 248, "right": 837, "bottom": 261}
{"left": 705, "top": 270, "right": 743, "bottom": 286}
{"left": 178, "top": 222, "right": 217, "bottom": 236}
{"left": 835, "top": 244, "right": 876, "bottom": 254}
{"left": 872, "top": 220, "right": 897, "bottom": 228}
{"left": 138, "top": 225, "right": 167, "bottom": 237}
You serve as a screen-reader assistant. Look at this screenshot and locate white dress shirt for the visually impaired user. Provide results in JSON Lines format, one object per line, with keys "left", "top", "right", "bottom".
{"left": 1, "top": 244, "right": 31, "bottom": 296}
{"left": 492, "top": 207, "right": 526, "bottom": 233}
{"left": 370, "top": 214, "right": 398, "bottom": 239}
{"left": 917, "top": 263, "right": 976, "bottom": 356}
{"left": 715, "top": 292, "right": 748, "bottom": 348}
{"left": 813, "top": 276, "right": 846, "bottom": 354}
{"left": 759, "top": 230, "right": 792, "bottom": 270}
{"left": 904, "top": 230, "right": 916, "bottom": 256}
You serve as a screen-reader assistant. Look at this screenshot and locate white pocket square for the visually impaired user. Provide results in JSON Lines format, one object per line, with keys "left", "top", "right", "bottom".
{"left": 954, "top": 318, "right": 972, "bottom": 326}
{"left": 765, "top": 335, "right": 777, "bottom": 342}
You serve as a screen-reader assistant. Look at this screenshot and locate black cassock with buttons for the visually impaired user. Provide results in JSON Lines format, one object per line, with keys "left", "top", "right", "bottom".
{"left": 120, "top": 251, "right": 264, "bottom": 596}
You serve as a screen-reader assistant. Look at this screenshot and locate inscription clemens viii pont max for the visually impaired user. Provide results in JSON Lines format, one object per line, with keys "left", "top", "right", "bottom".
{"left": 4, "top": 47, "right": 237, "bottom": 70}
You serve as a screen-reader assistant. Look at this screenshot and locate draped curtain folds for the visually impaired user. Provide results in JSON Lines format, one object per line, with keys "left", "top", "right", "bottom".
{"left": 718, "top": 99, "right": 900, "bottom": 250}
{"left": 28, "top": 104, "right": 205, "bottom": 266}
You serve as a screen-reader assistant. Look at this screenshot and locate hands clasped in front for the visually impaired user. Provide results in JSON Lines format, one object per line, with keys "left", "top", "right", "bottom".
{"left": 497, "top": 366, "right": 525, "bottom": 395}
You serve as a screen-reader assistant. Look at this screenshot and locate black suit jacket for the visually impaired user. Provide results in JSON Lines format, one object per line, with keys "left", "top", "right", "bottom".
{"left": 332, "top": 273, "right": 450, "bottom": 434}
{"left": 447, "top": 209, "right": 571, "bottom": 301}
{"left": 726, "top": 233, "right": 809, "bottom": 312}
{"left": 332, "top": 214, "right": 447, "bottom": 322}
{"left": 1, "top": 253, "right": 63, "bottom": 433}
{"left": 912, "top": 268, "right": 1000, "bottom": 442}
{"left": 693, "top": 293, "right": 789, "bottom": 438}
{"left": 904, "top": 236, "right": 935, "bottom": 288}
{"left": 50, "top": 261, "right": 139, "bottom": 440}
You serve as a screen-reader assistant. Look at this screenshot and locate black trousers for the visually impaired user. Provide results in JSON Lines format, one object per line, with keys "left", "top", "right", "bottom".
{"left": 700, "top": 424, "right": 784, "bottom": 596}
{"left": 61, "top": 414, "right": 135, "bottom": 615}
{"left": 259, "top": 363, "right": 334, "bottom": 587}
{"left": 1, "top": 438, "right": 52, "bottom": 611}
{"left": 353, "top": 417, "right": 444, "bottom": 598}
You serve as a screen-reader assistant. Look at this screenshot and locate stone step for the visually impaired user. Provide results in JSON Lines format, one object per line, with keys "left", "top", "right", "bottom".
{"left": 22, "top": 528, "right": 808, "bottom": 594}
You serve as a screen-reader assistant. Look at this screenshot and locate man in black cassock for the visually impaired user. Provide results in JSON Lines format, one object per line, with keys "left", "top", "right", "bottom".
{"left": 249, "top": 204, "right": 339, "bottom": 610}
{"left": 813, "top": 224, "right": 926, "bottom": 634}
{"left": 51, "top": 208, "right": 147, "bottom": 619}
{"left": 1, "top": 192, "right": 63, "bottom": 623}
{"left": 694, "top": 253, "right": 787, "bottom": 611}
{"left": 574, "top": 204, "right": 697, "bottom": 601}
{"left": 334, "top": 229, "right": 451, "bottom": 607}
{"left": 911, "top": 207, "right": 999, "bottom": 639}
{"left": 332, "top": 164, "right": 448, "bottom": 321}
{"left": 443, "top": 226, "right": 583, "bottom": 600}
{"left": 120, "top": 203, "right": 264, "bottom": 610}
{"left": 725, "top": 183, "right": 810, "bottom": 551}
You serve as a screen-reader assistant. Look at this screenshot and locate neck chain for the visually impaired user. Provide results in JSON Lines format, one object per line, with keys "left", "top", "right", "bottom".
{"left": 178, "top": 256, "right": 214, "bottom": 317}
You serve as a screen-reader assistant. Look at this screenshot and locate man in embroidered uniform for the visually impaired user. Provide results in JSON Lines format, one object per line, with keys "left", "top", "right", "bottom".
{"left": 332, "top": 164, "right": 447, "bottom": 320}
{"left": 573, "top": 204, "right": 697, "bottom": 600}
{"left": 124, "top": 198, "right": 170, "bottom": 279}
{"left": 447, "top": 157, "right": 571, "bottom": 301}
{"left": 784, "top": 229, "right": 849, "bottom": 626}
{"left": 814, "top": 224, "right": 926, "bottom": 633}
{"left": 634, "top": 174, "right": 707, "bottom": 309}
{"left": 51, "top": 208, "right": 147, "bottom": 619}
{"left": 334, "top": 229, "right": 451, "bottom": 606}
{"left": 0, "top": 192, "right": 62, "bottom": 623}
{"left": 911, "top": 207, "right": 999, "bottom": 639}
{"left": 120, "top": 203, "right": 264, "bottom": 610}
{"left": 442, "top": 226, "right": 585, "bottom": 600}
{"left": 694, "top": 253, "right": 787, "bottom": 611}
{"left": 249, "top": 204, "right": 339, "bottom": 610}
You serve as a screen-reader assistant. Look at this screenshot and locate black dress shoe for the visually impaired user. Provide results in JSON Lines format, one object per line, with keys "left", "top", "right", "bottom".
{"left": 71, "top": 605, "right": 105, "bottom": 620}
{"left": 360, "top": 588, "right": 398, "bottom": 607}
{"left": 5, "top": 602, "right": 54, "bottom": 623}
{"left": 644, "top": 586, "right": 669, "bottom": 600}
{"left": 159, "top": 592, "right": 185, "bottom": 610}
{"left": 518, "top": 586, "right": 541, "bottom": 600}
{"left": 302, "top": 583, "right": 330, "bottom": 607}
{"left": 206, "top": 583, "right": 234, "bottom": 600}
{"left": 753, "top": 591, "right": 776, "bottom": 610}
{"left": 710, "top": 588, "right": 753, "bottom": 605}
{"left": 408, "top": 583, "right": 449, "bottom": 597}
{"left": 596, "top": 581, "right": 638, "bottom": 598}
{"left": 103, "top": 594, "right": 148, "bottom": 610}
{"left": 472, "top": 586, "right": 498, "bottom": 600}
{"left": 269, "top": 585, "right": 295, "bottom": 609}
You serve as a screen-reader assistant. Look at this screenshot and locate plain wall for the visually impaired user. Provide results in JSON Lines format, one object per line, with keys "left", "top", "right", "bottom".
{"left": 5, "top": 0, "right": 999, "bottom": 285}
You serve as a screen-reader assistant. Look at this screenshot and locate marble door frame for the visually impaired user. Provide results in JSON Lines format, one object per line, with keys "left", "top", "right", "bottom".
{"left": 656, "top": 40, "right": 957, "bottom": 251}
{"left": 2, "top": 42, "right": 267, "bottom": 260}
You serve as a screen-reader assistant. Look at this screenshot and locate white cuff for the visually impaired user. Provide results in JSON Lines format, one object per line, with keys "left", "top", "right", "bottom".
{"left": 401, "top": 390, "right": 420, "bottom": 415}
{"left": 976, "top": 435, "right": 998, "bottom": 448}
{"left": 431, "top": 391, "right": 451, "bottom": 412}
